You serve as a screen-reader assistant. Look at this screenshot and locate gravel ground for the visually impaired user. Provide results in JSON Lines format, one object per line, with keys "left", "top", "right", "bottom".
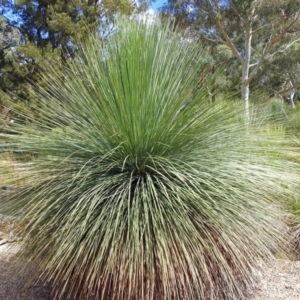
{"left": 0, "top": 249, "right": 52, "bottom": 300}
{"left": 250, "top": 259, "right": 300, "bottom": 300}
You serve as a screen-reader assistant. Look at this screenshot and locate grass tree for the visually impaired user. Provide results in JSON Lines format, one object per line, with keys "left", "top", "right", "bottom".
{"left": 1, "top": 20, "right": 299, "bottom": 300}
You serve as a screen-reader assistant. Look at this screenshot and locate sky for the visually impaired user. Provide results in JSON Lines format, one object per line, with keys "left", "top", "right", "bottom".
{"left": 150, "top": 0, "right": 166, "bottom": 12}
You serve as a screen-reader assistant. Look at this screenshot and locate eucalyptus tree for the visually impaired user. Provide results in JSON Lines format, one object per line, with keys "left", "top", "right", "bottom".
{"left": 162, "top": 0, "right": 300, "bottom": 114}
{"left": 258, "top": 40, "right": 300, "bottom": 108}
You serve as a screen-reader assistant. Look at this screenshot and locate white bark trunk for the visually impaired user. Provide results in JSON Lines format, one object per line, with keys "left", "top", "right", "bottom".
{"left": 241, "top": 80, "right": 250, "bottom": 118}
{"left": 241, "top": 26, "right": 252, "bottom": 119}
{"left": 288, "top": 79, "right": 296, "bottom": 109}
{"left": 290, "top": 89, "right": 296, "bottom": 109}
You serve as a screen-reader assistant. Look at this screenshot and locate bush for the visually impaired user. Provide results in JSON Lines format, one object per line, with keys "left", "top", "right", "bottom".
{"left": 1, "top": 20, "right": 299, "bottom": 300}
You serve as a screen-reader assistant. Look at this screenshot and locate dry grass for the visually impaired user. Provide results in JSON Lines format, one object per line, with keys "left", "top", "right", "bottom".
{"left": 0, "top": 153, "right": 16, "bottom": 186}
{"left": 0, "top": 152, "right": 32, "bottom": 187}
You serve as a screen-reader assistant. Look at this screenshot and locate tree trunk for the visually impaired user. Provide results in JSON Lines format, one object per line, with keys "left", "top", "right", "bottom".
{"left": 290, "top": 89, "right": 296, "bottom": 109}
{"left": 241, "top": 26, "right": 252, "bottom": 119}
{"left": 241, "top": 81, "right": 250, "bottom": 119}
{"left": 288, "top": 79, "right": 296, "bottom": 109}
{"left": 241, "top": 61, "right": 250, "bottom": 120}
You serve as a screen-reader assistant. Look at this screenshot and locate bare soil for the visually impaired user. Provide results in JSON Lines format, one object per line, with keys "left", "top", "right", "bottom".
{"left": 250, "top": 259, "right": 300, "bottom": 300}
{"left": 0, "top": 255, "right": 52, "bottom": 300}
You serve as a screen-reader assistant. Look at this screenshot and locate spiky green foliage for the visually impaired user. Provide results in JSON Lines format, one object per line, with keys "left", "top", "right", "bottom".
{"left": 1, "top": 20, "right": 299, "bottom": 300}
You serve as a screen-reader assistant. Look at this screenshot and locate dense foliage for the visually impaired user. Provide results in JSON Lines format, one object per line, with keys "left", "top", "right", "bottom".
{"left": 0, "top": 0, "right": 145, "bottom": 107}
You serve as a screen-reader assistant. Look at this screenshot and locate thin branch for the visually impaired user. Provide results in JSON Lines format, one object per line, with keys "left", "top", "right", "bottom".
{"left": 252, "top": 24, "right": 270, "bottom": 33}
{"left": 266, "top": 37, "right": 300, "bottom": 60}
{"left": 215, "top": 17, "right": 244, "bottom": 65}
{"left": 248, "top": 18, "right": 287, "bottom": 83}
{"left": 200, "top": 31, "right": 227, "bottom": 44}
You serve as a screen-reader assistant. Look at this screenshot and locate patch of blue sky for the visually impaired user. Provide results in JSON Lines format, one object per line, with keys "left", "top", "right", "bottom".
{"left": 150, "top": 0, "right": 166, "bottom": 12}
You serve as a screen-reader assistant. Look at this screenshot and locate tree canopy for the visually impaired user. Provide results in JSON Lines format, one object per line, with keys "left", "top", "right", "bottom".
{"left": 0, "top": 0, "right": 146, "bottom": 107}
{"left": 162, "top": 0, "right": 300, "bottom": 110}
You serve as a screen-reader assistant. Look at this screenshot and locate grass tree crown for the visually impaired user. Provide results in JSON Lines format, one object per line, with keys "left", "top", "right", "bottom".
{"left": 1, "top": 19, "right": 299, "bottom": 300}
